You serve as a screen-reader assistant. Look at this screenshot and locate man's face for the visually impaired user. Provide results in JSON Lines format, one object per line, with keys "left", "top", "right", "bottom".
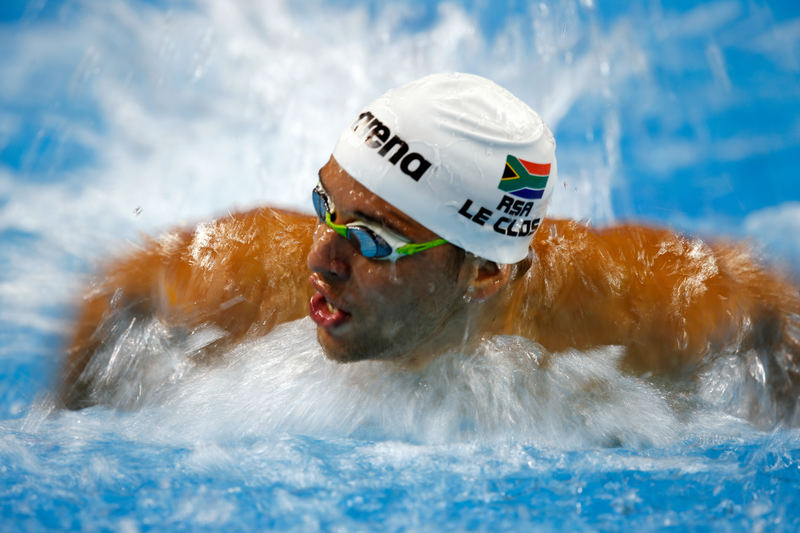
{"left": 307, "top": 157, "right": 472, "bottom": 364}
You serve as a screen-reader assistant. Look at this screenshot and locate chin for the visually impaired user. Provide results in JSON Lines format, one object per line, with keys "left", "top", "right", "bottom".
{"left": 315, "top": 328, "right": 377, "bottom": 363}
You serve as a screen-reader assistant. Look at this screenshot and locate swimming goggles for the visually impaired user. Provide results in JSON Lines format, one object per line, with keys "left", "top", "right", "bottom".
{"left": 312, "top": 182, "right": 447, "bottom": 261}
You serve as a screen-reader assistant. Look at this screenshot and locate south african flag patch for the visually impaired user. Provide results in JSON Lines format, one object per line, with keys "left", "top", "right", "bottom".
{"left": 497, "top": 155, "right": 550, "bottom": 199}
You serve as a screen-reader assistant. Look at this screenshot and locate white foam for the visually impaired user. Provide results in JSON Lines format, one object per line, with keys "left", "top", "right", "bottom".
{"left": 44, "top": 318, "right": 684, "bottom": 447}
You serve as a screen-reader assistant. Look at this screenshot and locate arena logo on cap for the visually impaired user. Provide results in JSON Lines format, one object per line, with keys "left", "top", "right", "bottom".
{"left": 498, "top": 155, "right": 550, "bottom": 199}
{"left": 349, "top": 111, "right": 432, "bottom": 182}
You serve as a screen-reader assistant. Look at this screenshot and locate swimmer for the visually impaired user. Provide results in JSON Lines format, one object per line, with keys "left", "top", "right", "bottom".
{"left": 60, "top": 73, "right": 800, "bottom": 422}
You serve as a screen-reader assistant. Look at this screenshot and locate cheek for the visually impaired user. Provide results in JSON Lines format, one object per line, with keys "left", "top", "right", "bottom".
{"left": 354, "top": 268, "right": 405, "bottom": 307}
{"left": 349, "top": 253, "right": 465, "bottom": 315}
{"left": 399, "top": 267, "right": 463, "bottom": 312}
{"left": 348, "top": 263, "right": 407, "bottom": 304}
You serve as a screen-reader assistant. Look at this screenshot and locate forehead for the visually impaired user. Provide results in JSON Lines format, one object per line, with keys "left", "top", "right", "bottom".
{"left": 319, "top": 156, "right": 438, "bottom": 239}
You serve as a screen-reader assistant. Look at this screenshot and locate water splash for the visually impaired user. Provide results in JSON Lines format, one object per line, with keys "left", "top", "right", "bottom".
{"left": 44, "top": 317, "right": 684, "bottom": 447}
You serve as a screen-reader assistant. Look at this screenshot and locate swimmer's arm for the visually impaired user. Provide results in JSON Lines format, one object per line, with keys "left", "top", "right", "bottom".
{"left": 60, "top": 207, "right": 317, "bottom": 409}
{"left": 517, "top": 219, "right": 800, "bottom": 376}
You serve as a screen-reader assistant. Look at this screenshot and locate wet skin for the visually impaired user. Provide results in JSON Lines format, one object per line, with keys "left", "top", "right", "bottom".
{"left": 60, "top": 159, "right": 800, "bottom": 417}
{"left": 307, "top": 157, "right": 481, "bottom": 367}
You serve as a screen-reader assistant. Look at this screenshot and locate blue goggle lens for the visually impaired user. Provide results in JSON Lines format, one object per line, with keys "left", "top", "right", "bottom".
{"left": 348, "top": 227, "right": 392, "bottom": 258}
{"left": 312, "top": 185, "right": 391, "bottom": 258}
{"left": 312, "top": 188, "right": 331, "bottom": 222}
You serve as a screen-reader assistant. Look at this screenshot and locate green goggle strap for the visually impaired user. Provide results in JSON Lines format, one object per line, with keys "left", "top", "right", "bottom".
{"left": 324, "top": 212, "right": 446, "bottom": 258}
{"left": 325, "top": 211, "right": 349, "bottom": 239}
{"left": 395, "top": 239, "right": 448, "bottom": 256}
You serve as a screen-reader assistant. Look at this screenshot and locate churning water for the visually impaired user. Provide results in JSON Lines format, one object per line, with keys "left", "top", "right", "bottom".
{"left": 2, "top": 0, "right": 800, "bottom": 530}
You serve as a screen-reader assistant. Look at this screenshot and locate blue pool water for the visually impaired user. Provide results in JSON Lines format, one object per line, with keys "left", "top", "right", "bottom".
{"left": 2, "top": 0, "right": 800, "bottom": 530}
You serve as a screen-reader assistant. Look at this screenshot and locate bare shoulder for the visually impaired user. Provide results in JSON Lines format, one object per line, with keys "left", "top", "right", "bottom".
{"left": 60, "top": 206, "right": 316, "bottom": 409}
{"left": 516, "top": 218, "right": 800, "bottom": 375}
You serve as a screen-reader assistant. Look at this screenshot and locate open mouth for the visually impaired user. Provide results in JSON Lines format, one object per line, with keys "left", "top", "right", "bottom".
{"left": 308, "top": 288, "right": 351, "bottom": 329}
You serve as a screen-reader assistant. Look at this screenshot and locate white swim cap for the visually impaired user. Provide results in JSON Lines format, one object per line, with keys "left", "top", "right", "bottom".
{"left": 332, "top": 72, "right": 557, "bottom": 264}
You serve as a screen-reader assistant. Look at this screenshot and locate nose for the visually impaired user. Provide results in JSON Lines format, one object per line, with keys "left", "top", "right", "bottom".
{"left": 306, "top": 222, "right": 352, "bottom": 281}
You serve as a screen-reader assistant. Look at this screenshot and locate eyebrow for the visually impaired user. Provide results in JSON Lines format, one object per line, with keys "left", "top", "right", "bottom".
{"left": 316, "top": 171, "right": 414, "bottom": 237}
{"left": 353, "top": 209, "right": 410, "bottom": 237}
